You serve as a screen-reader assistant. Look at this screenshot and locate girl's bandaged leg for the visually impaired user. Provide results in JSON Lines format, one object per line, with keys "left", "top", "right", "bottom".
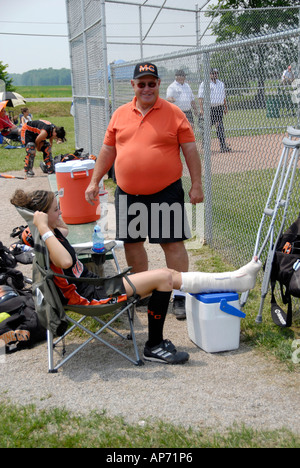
{"left": 180, "top": 258, "right": 262, "bottom": 294}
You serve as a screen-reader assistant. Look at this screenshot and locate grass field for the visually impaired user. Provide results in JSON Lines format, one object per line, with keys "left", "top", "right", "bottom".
{"left": 16, "top": 85, "right": 72, "bottom": 98}
{"left": 0, "top": 91, "right": 299, "bottom": 448}
{"left": 0, "top": 101, "right": 75, "bottom": 172}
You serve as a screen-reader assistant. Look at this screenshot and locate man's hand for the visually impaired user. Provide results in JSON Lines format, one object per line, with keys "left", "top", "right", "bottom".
{"left": 85, "top": 181, "right": 99, "bottom": 206}
{"left": 189, "top": 182, "right": 204, "bottom": 205}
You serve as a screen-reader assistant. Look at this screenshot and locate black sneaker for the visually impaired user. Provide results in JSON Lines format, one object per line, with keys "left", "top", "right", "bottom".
{"left": 172, "top": 295, "right": 186, "bottom": 320}
{"left": 143, "top": 339, "right": 189, "bottom": 364}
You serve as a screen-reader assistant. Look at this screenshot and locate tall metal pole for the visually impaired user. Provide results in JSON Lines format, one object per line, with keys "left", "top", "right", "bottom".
{"left": 101, "top": 0, "right": 110, "bottom": 128}
{"left": 203, "top": 52, "right": 213, "bottom": 244}
{"left": 139, "top": 5, "right": 143, "bottom": 59}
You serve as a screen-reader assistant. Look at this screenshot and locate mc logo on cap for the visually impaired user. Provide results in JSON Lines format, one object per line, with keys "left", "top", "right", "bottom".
{"left": 139, "top": 64, "right": 155, "bottom": 73}
{"left": 133, "top": 62, "right": 159, "bottom": 79}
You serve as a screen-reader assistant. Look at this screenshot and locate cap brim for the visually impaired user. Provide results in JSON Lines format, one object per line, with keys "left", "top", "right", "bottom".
{"left": 134, "top": 72, "right": 159, "bottom": 79}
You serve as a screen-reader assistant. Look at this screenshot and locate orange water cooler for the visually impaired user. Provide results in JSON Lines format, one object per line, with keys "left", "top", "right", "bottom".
{"left": 55, "top": 160, "right": 100, "bottom": 224}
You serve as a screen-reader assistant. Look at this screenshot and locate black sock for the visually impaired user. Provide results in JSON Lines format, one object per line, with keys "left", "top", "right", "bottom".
{"left": 146, "top": 290, "right": 171, "bottom": 348}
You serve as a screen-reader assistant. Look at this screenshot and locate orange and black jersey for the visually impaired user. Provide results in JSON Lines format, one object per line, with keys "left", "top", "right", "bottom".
{"left": 21, "top": 120, "right": 55, "bottom": 144}
{"left": 51, "top": 229, "right": 127, "bottom": 306}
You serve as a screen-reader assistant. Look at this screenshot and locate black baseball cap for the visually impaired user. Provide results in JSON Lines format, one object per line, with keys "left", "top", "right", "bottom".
{"left": 133, "top": 62, "right": 159, "bottom": 79}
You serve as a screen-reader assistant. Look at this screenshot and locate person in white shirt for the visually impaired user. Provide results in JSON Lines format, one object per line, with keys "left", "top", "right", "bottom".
{"left": 282, "top": 65, "right": 294, "bottom": 85}
{"left": 20, "top": 107, "right": 33, "bottom": 126}
{"left": 198, "top": 68, "right": 231, "bottom": 153}
{"left": 166, "top": 70, "right": 198, "bottom": 128}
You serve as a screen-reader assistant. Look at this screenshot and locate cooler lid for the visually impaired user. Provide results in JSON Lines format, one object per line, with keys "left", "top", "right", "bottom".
{"left": 191, "top": 291, "right": 239, "bottom": 303}
{"left": 55, "top": 159, "right": 95, "bottom": 173}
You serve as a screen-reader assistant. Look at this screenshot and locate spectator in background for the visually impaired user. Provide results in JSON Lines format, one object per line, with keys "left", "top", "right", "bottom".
{"left": 0, "top": 101, "right": 21, "bottom": 141}
{"left": 282, "top": 65, "right": 294, "bottom": 85}
{"left": 20, "top": 107, "right": 33, "bottom": 126}
{"left": 166, "top": 70, "right": 198, "bottom": 128}
{"left": 198, "top": 68, "right": 231, "bottom": 153}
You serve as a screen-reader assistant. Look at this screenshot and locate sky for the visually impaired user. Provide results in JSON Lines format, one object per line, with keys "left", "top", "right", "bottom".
{"left": 0, "top": 0, "right": 215, "bottom": 75}
{"left": 0, "top": 0, "right": 70, "bottom": 74}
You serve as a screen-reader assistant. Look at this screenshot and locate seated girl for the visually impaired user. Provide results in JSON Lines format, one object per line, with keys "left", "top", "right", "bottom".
{"left": 20, "top": 107, "right": 33, "bottom": 126}
{"left": 11, "top": 189, "right": 262, "bottom": 365}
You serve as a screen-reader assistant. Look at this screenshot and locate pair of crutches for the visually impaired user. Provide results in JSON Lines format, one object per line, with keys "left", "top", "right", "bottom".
{"left": 240, "top": 127, "right": 300, "bottom": 323}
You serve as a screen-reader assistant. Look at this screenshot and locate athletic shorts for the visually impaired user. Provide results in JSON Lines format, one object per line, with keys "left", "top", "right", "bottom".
{"left": 115, "top": 179, "right": 191, "bottom": 244}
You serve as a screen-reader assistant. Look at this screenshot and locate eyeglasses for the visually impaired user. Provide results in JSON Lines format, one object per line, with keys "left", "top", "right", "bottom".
{"left": 136, "top": 81, "right": 157, "bottom": 89}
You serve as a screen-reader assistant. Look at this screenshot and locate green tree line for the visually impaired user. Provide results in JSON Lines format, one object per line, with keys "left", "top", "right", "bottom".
{"left": 9, "top": 68, "right": 71, "bottom": 86}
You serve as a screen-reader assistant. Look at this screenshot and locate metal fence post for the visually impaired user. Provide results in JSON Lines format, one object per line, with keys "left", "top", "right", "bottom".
{"left": 203, "top": 52, "right": 213, "bottom": 245}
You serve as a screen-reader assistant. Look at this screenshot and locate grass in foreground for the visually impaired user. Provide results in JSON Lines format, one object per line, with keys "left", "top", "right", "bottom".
{"left": 0, "top": 401, "right": 299, "bottom": 448}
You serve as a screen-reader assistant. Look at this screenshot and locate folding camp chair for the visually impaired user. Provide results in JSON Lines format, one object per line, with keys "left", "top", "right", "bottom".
{"left": 0, "top": 132, "right": 24, "bottom": 149}
{"left": 16, "top": 206, "right": 144, "bottom": 372}
{"left": 240, "top": 127, "right": 300, "bottom": 323}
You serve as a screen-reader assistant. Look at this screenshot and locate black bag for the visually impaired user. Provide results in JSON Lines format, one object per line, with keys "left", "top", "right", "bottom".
{"left": 0, "top": 265, "right": 46, "bottom": 351}
{"left": 0, "top": 295, "right": 46, "bottom": 352}
{"left": 270, "top": 215, "right": 300, "bottom": 327}
{"left": 0, "top": 241, "right": 17, "bottom": 269}
{"left": 54, "top": 148, "right": 95, "bottom": 165}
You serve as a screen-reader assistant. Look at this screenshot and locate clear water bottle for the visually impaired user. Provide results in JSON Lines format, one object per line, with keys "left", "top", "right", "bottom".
{"left": 92, "top": 225, "right": 105, "bottom": 253}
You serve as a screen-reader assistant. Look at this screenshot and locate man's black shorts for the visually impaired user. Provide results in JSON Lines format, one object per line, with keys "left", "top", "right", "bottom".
{"left": 115, "top": 179, "right": 191, "bottom": 244}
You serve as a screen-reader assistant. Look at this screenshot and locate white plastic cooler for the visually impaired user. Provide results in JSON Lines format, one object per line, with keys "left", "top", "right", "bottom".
{"left": 186, "top": 291, "right": 245, "bottom": 353}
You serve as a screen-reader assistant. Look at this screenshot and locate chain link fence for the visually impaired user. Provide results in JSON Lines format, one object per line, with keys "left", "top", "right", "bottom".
{"left": 66, "top": 2, "right": 300, "bottom": 278}
{"left": 66, "top": 0, "right": 110, "bottom": 155}
{"left": 111, "top": 26, "right": 300, "bottom": 273}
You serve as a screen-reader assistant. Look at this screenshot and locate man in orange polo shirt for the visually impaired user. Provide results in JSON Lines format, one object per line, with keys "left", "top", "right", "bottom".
{"left": 86, "top": 62, "right": 204, "bottom": 320}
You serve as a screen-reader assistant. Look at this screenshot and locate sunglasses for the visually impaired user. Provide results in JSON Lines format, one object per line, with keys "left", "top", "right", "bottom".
{"left": 136, "top": 81, "right": 157, "bottom": 89}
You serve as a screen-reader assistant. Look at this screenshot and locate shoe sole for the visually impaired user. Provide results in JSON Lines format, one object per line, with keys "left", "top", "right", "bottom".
{"left": 175, "top": 315, "right": 186, "bottom": 321}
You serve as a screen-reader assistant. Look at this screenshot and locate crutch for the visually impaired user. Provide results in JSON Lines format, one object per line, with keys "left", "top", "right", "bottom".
{"left": 287, "top": 125, "right": 300, "bottom": 140}
{"left": 240, "top": 135, "right": 300, "bottom": 323}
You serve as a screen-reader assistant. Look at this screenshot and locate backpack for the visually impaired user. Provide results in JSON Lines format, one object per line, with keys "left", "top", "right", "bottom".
{"left": 0, "top": 294, "right": 46, "bottom": 352}
{"left": 0, "top": 253, "right": 46, "bottom": 351}
{"left": 270, "top": 215, "right": 300, "bottom": 327}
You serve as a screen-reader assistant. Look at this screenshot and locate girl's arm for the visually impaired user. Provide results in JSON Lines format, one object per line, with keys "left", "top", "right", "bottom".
{"left": 33, "top": 211, "right": 73, "bottom": 269}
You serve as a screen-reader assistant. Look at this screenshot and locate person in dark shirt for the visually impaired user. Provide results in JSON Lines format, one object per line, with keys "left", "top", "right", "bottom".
{"left": 20, "top": 120, "right": 66, "bottom": 177}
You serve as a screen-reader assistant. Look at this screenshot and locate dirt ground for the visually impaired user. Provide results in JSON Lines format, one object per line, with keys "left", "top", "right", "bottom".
{"left": 0, "top": 167, "right": 299, "bottom": 434}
